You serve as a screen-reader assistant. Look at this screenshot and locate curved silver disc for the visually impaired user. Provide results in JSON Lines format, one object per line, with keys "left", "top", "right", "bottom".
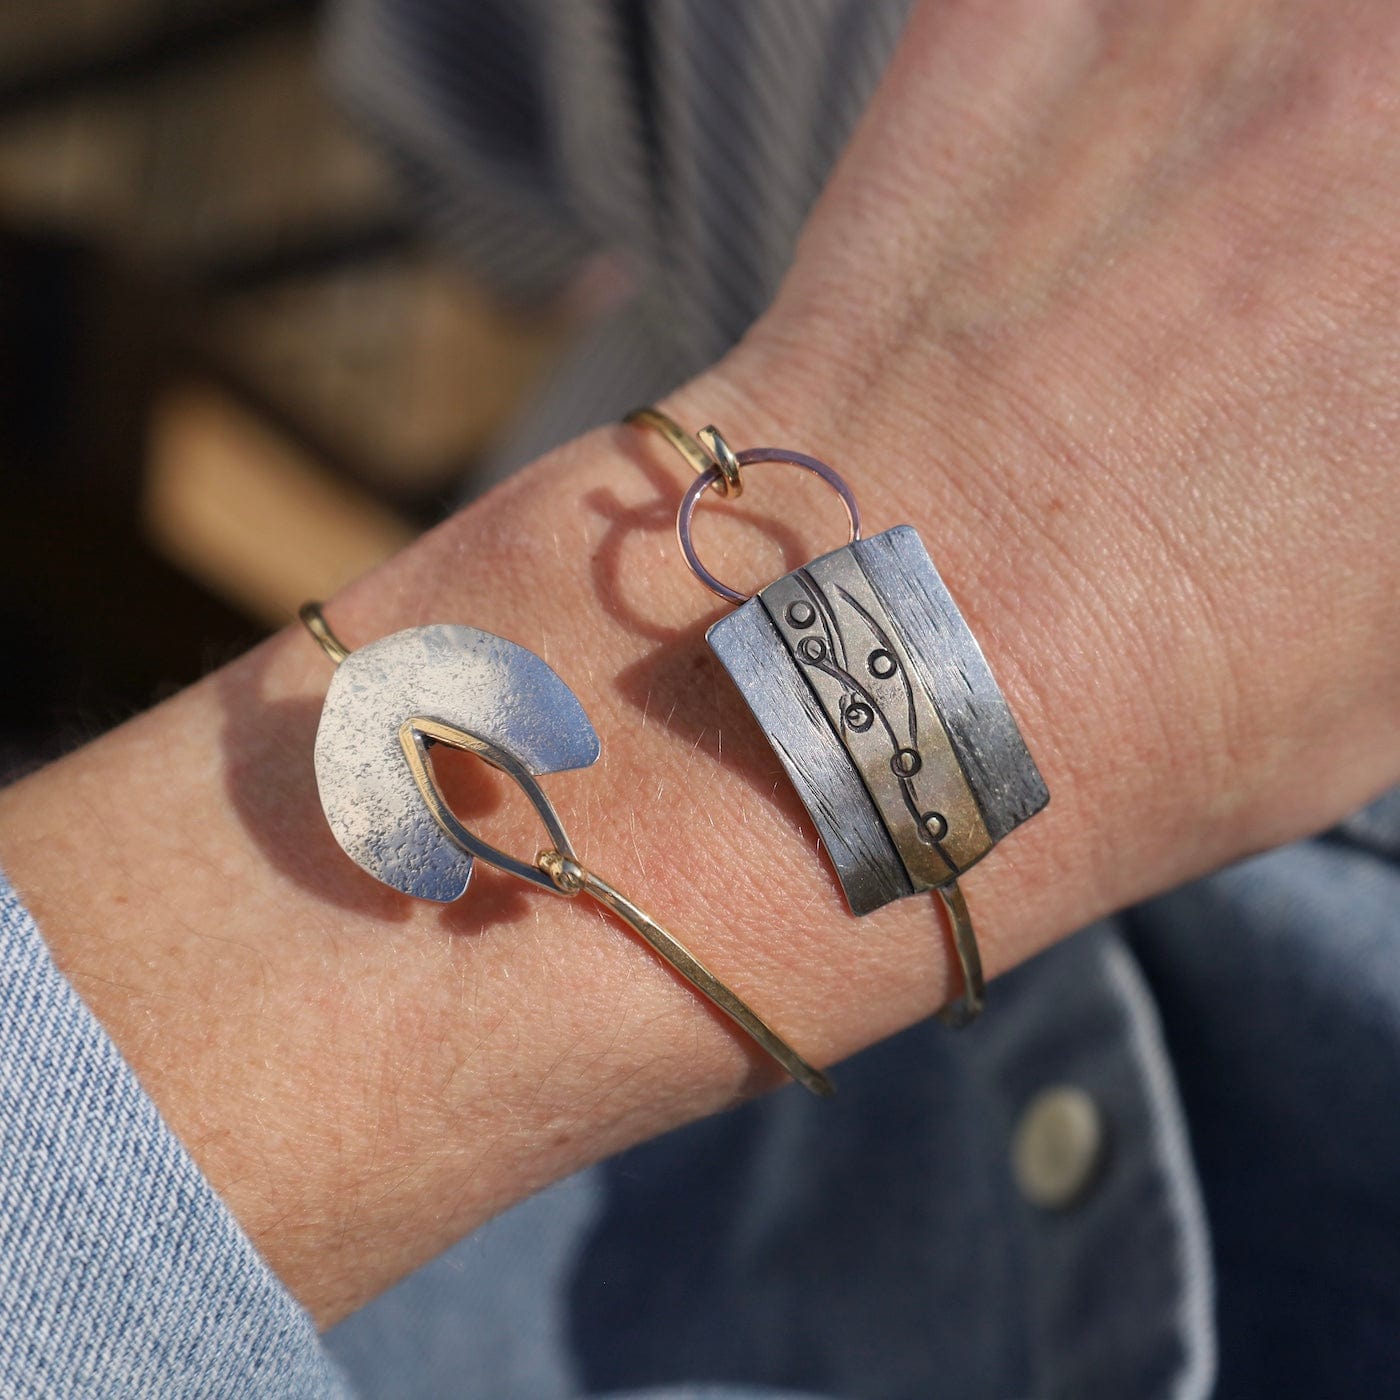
{"left": 313, "top": 625, "right": 601, "bottom": 901}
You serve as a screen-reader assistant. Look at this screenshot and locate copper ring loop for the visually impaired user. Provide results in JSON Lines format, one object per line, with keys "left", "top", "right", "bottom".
{"left": 675, "top": 448, "right": 863, "bottom": 604}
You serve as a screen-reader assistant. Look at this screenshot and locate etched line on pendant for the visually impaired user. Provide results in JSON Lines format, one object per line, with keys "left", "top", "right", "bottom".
{"left": 794, "top": 578, "right": 942, "bottom": 852}
{"left": 794, "top": 568, "right": 848, "bottom": 674}
{"left": 835, "top": 583, "right": 919, "bottom": 747}
{"left": 761, "top": 571, "right": 960, "bottom": 887}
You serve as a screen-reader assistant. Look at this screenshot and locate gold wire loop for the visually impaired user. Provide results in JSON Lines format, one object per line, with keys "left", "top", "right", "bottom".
{"left": 299, "top": 601, "right": 350, "bottom": 665}
{"left": 402, "top": 717, "right": 580, "bottom": 894}
{"left": 696, "top": 425, "right": 744, "bottom": 497}
{"left": 538, "top": 849, "right": 587, "bottom": 895}
{"left": 410, "top": 742, "right": 835, "bottom": 1094}
{"left": 624, "top": 406, "right": 742, "bottom": 499}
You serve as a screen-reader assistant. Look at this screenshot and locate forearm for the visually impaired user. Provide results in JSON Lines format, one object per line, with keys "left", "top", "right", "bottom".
{"left": 0, "top": 356, "right": 1378, "bottom": 1329}
{"left": 0, "top": 375, "right": 1063, "bottom": 1325}
{"left": 1, "top": 0, "right": 1397, "bottom": 1332}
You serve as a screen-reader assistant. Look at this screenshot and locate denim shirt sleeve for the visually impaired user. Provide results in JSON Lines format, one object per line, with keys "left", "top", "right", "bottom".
{"left": 0, "top": 871, "right": 347, "bottom": 1398}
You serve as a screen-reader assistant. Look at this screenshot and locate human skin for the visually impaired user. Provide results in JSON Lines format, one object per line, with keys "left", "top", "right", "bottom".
{"left": 0, "top": 0, "right": 1397, "bottom": 1328}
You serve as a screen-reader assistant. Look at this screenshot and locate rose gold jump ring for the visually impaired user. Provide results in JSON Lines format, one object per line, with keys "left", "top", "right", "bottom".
{"left": 675, "top": 448, "right": 862, "bottom": 604}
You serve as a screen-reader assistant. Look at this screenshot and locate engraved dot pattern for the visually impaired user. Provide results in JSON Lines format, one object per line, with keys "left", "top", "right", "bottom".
{"left": 868, "top": 649, "right": 897, "bottom": 678}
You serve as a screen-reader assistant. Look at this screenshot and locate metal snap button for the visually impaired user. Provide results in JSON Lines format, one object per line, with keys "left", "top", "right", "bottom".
{"left": 1012, "top": 1086, "right": 1105, "bottom": 1210}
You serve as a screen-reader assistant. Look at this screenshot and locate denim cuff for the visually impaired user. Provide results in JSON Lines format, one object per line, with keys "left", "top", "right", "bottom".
{"left": 0, "top": 872, "right": 346, "bottom": 1398}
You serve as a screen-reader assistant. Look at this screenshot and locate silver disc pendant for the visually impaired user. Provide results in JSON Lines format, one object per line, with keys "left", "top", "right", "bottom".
{"left": 301, "top": 603, "right": 837, "bottom": 1094}
{"left": 312, "top": 624, "right": 600, "bottom": 902}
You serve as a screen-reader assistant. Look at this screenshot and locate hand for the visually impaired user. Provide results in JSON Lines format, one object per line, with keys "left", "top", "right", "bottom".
{"left": 0, "top": 0, "right": 1395, "bottom": 1327}
{"left": 731, "top": 0, "right": 1400, "bottom": 904}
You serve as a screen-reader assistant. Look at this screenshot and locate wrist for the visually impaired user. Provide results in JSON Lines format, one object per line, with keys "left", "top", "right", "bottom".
{"left": 0, "top": 341, "right": 1367, "bottom": 1329}
{"left": 0, "top": 395, "right": 984, "bottom": 1324}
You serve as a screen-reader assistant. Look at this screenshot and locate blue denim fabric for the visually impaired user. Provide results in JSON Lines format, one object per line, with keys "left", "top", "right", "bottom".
{"left": 326, "top": 927, "right": 1214, "bottom": 1400}
{"left": 1127, "top": 790, "right": 1400, "bottom": 1396}
{"left": 324, "top": 794, "right": 1400, "bottom": 1398}
{"left": 0, "top": 876, "right": 345, "bottom": 1398}
{"left": 3, "top": 797, "right": 1399, "bottom": 1396}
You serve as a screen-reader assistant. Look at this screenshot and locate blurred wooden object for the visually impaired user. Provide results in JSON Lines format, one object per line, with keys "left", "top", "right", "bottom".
{"left": 0, "top": 7, "right": 573, "bottom": 505}
{"left": 145, "top": 382, "right": 415, "bottom": 626}
{"left": 208, "top": 257, "right": 567, "bottom": 494}
{"left": 0, "top": 16, "right": 394, "bottom": 271}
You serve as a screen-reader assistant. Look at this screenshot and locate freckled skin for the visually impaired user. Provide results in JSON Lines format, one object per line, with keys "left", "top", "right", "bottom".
{"left": 0, "top": 0, "right": 1397, "bottom": 1327}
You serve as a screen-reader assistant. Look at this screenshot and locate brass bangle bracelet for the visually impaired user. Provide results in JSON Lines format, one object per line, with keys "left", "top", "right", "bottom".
{"left": 295, "top": 404, "right": 1044, "bottom": 1107}
{"left": 299, "top": 602, "right": 834, "bottom": 1098}
{"left": 625, "top": 407, "right": 1050, "bottom": 1026}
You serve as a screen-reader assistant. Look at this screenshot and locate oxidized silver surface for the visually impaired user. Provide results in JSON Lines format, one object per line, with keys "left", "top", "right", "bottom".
{"left": 708, "top": 526, "right": 1047, "bottom": 917}
{"left": 313, "top": 624, "right": 600, "bottom": 901}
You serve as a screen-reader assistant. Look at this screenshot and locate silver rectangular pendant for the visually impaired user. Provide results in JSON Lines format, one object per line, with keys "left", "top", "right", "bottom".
{"left": 708, "top": 525, "right": 1048, "bottom": 916}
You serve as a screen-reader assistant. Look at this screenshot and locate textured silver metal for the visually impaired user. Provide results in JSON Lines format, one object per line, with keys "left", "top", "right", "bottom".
{"left": 708, "top": 526, "right": 1047, "bottom": 916}
{"left": 852, "top": 527, "right": 1049, "bottom": 844}
{"left": 313, "top": 625, "right": 600, "bottom": 901}
{"left": 398, "top": 715, "right": 583, "bottom": 894}
{"left": 708, "top": 599, "right": 914, "bottom": 916}
{"left": 759, "top": 558, "right": 989, "bottom": 886}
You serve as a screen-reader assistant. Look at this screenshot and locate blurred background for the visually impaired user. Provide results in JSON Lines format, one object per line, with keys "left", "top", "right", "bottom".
{"left": 0, "top": 0, "right": 582, "bottom": 780}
